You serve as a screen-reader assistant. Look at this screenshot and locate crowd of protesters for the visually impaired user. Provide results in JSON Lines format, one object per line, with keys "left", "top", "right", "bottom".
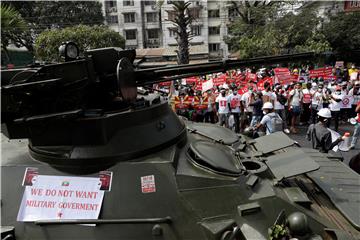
{"left": 163, "top": 63, "right": 360, "bottom": 149}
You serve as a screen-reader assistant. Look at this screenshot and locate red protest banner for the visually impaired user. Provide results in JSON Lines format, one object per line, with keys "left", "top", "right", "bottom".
{"left": 245, "top": 72, "right": 257, "bottom": 82}
{"left": 186, "top": 77, "right": 198, "bottom": 84}
{"left": 213, "top": 77, "right": 226, "bottom": 86}
{"left": 257, "top": 77, "right": 273, "bottom": 91}
{"left": 344, "top": 1, "right": 360, "bottom": 12}
{"left": 309, "top": 67, "right": 333, "bottom": 78}
{"left": 159, "top": 81, "right": 171, "bottom": 87}
{"left": 274, "top": 68, "right": 290, "bottom": 76}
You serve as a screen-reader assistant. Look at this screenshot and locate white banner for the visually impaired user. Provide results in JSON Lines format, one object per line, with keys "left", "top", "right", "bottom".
{"left": 341, "top": 95, "right": 354, "bottom": 109}
{"left": 202, "top": 79, "right": 214, "bottom": 92}
{"left": 17, "top": 175, "right": 104, "bottom": 222}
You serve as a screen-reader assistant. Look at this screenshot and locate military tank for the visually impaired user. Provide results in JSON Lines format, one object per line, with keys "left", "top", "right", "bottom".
{"left": 1, "top": 43, "right": 360, "bottom": 240}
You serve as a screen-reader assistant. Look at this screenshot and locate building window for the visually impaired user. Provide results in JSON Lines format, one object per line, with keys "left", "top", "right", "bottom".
{"left": 188, "top": 8, "right": 200, "bottom": 19}
{"left": 209, "top": 26, "right": 220, "bottom": 35}
{"left": 123, "top": 0, "right": 134, "bottom": 6}
{"left": 191, "top": 25, "right": 201, "bottom": 36}
{"left": 146, "top": 12, "right": 158, "bottom": 22}
{"left": 124, "top": 13, "right": 135, "bottom": 23}
{"left": 108, "top": 1, "right": 116, "bottom": 8}
{"left": 125, "top": 30, "right": 137, "bottom": 40}
{"left": 208, "top": 9, "right": 220, "bottom": 18}
{"left": 209, "top": 43, "right": 220, "bottom": 52}
{"left": 167, "top": 11, "right": 176, "bottom": 21}
{"left": 105, "top": 1, "right": 117, "bottom": 13}
{"left": 147, "top": 29, "right": 159, "bottom": 39}
{"left": 144, "top": 1, "right": 156, "bottom": 6}
{"left": 228, "top": 8, "right": 239, "bottom": 18}
{"left": 106, "top": 15, "right": 118, "bottom": 24}
{"left": 169, "top": 28, "right": 177, "bottom": 37}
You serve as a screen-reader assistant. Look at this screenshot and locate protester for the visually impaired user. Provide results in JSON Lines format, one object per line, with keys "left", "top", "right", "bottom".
{"left": 288, "top": 82, "right": 303, "bottom": 133}
{"left": 228, "top": 86, "right": 242, "bottom": 133}
{"left": 306, "top": 108, "right": 344, "bottom": 153}
{"left": 273, "top": 84, "right": 290, "bottom": 133}
{"left": 328, "top": 85, "right": 343, "bottom": 131}
{"left": 350, "top": 101, "right": 360, "bottom": 149}
{"left": 249, "top": 91, "right": 263, "bottom": 127}
{"left": 215, "top": 88, "right": 229, "bottom": 128}
{"left": 256, "top": 102, "right": 282, "bottom": 135}
{"left": 301, "top": 83, "right": 312, "bottom": 125}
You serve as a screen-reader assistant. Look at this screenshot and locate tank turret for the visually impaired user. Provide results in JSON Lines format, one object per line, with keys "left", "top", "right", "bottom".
{"left": 1, "top": 44, "right": 359, "bottom": 240}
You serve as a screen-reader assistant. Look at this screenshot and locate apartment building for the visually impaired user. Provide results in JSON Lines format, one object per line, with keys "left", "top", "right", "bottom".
{"left": 101, "top": 0, "right": 231, "bottom": 60}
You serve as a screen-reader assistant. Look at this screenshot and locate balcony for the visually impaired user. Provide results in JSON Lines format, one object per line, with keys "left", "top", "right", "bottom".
{"left": 105, "top": 7, "right": 118, "bottom": 14}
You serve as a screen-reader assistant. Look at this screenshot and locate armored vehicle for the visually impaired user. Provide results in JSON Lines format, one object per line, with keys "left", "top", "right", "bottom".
{"left": 1, "top": 43, "right": 360, "bottom": 240}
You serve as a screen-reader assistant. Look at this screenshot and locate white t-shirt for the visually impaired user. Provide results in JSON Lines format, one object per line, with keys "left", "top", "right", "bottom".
{"left": 289, "top": 89, "right": 303, "bottom": 106}
{"left": 216, "top": 95, "right": 229, "bottom": 114}
{"left": 241, "top": 91, "right": 253, "bottom": 112}
{"left": 302, "top": 89, "right": 312, "bottom": 104}
{"left": 273, "top": 92, "right": 285, "bottom": 110}
{"left": 329, "top": 93, "right": 343, "bottom": 111}
{"left": 312, "top": 91, "right": 323, "bottom": 109}
{"left": 227, "top": 93, "right": 242, "bottom": 113}
{"left": 262, "top": 90, "right": 274, "bottom": 102}
{"left": 349, "top": 88, "right": 360, "bottom": 105}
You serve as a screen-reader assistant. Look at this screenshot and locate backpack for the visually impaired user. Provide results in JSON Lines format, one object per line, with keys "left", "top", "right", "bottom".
{"left": 265, "top": 113, "right": 283, "bottom": 133}
{"left": 277, "top": 94, "right": 287, "bottom": 106}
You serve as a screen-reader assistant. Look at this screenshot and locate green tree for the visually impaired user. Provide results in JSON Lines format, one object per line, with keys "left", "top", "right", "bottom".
{"left": 227, "top": 2, "right": 332, "bottom": 59}
{"left": 322, "top": 11, "right": 360, "bottom": 53}
{"left": 1, "top": 4, "right": 28, "bottom": 62}
{"left": 168, "top": 1, "right": 193, "bottom": 64}
{"left": 2, "top": 1, "right": 104, "bottom": 53}
{"left": 34, "top": 25, "right": 125, "bottom": 62}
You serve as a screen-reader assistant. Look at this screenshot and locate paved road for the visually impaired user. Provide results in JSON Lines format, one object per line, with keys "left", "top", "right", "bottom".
{"left": 286, "top": 122, "right": 360, "bottom": 166}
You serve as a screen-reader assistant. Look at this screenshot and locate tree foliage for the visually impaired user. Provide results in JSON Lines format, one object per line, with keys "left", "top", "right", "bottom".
{"left": 34, "top": 25, "right": 125, "bottom": 62}
{"left": 322, "top": 11, "right": 360, "bottom": 53}
{"left": 227, "top": 2, "right": 332, "bottom": 59}
{"left": 1, "top": 4, "right": 28, "bottom": 51}
{"left": 168, "top": 1, "right": 193, "bottom": 64}
{"left": 2, "top": 1, "right": 104, "bottom": 53}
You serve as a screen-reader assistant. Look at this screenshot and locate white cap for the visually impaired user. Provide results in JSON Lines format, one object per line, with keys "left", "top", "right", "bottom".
{"left": 317, "top": 108, "right": 331, "bottom": 118}
{"left": 311, "top": 82, "right": 317, "bottom": 87}
{"left": 262, "top": 102, "right": 273, "bottom": 109}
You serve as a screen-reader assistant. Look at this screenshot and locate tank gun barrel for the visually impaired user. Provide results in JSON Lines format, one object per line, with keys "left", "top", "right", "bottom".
{"left": 134, "top": 52, "right": 318, "bottom": 85}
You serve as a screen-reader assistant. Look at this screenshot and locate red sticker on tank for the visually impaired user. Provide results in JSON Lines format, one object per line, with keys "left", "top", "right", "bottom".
{"left": 141, "top": 175, "right": 156, "bottom": 193}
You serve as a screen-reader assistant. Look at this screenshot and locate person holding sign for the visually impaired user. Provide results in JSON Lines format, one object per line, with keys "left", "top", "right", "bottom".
{"left": 306, "top": 108, "right": 345, "bottom": 153}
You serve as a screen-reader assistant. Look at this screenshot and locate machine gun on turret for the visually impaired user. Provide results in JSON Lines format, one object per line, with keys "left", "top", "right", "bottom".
{"left": 0, "top": 43, "right": 351, "bottom": 172}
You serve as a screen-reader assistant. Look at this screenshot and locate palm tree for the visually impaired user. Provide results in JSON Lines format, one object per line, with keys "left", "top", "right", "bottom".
{"left": 1, "top": 4, "right": 28, "bottom": 62}
{"left": 168, "top": 1, "right": 193, "bottom": 64}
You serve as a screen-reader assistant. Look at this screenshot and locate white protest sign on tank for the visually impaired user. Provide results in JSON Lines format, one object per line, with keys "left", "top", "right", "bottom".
{"left": 17, "top": 174, "right": 104, "bottom": 222}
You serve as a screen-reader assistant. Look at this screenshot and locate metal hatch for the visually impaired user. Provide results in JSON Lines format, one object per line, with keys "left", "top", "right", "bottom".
{"left": 187, "top": 141, "right": 242, "bottom": 177}
{"left": 265, "top": 148, "right": 319, "bottom": 179}
{"left": 254, "top": 132, "right": 295, "bottom": 154}
{"left": 186, "top": 122, "right": 239, "bottom": 145}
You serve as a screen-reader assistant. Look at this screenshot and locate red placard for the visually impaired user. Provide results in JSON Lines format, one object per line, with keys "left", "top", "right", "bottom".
{"left": 309, "top": 67, "right": 333, "bottom": 78}
{"left": 213, "top": 77, "right": 226, "bottom": 86}
{"left": 159, "top": 81, "right": 171, "bottom": 87}
{"left": 245, "top": 72, "right": 257, "bottom": 82}
{"left": 344, "top": 1, "right": 360, "bottom": 12}
{"left": 186, "top": 77, "right": 198, "bottom": 84}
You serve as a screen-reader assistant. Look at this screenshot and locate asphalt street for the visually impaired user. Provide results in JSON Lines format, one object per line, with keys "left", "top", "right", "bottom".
{"left": 287, "top": 122, "right": 360, "bottom": 166}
